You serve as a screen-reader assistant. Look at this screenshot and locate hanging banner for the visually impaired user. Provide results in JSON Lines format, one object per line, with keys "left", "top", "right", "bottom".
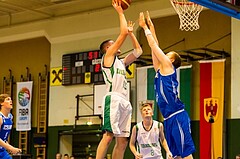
{"left": 177, "top": 65, "right": 192, "bottom": 114}
{"left": 16, "top": 81, "right": 33, "bottom": 131}
{"left": 199, "top": 59, "right": 225, "bottom": 159}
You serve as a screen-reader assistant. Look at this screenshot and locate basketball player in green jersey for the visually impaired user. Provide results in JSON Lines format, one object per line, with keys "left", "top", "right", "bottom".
{"left": 96, "top": 0, "right": 142, "bottom": 159}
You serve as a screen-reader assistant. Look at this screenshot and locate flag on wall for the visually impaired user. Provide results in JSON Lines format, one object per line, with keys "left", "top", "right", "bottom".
{"left": 137, "top": 65, "right": 192, "bottom": 122}
{"left": 199, "top": 59, "right": 225, "bottom": 159}
{"left": 16, "top": 81, "right": 32, "bottom": 131}
{"left": 177, "top": 65, "right": 192, "bottom": 114}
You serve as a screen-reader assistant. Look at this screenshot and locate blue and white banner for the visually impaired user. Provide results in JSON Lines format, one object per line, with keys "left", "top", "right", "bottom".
{"left": 16, "top": 81, "right": 32, "bottom": 131}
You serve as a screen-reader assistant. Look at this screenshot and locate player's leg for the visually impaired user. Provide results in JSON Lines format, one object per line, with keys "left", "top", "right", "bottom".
{"left": 183, "top": 154, "right": 194, "bottom": 159}
{"left": 96, "top": 95, "right": 114, "bottom": 159}
{"left": 174, "top": 154, "right": 194, "bottom": 159}
{"left": 112, "top": 137, "right": 128, "bottom": 159}
{"left": 164, "top": 118, "right": 180, "bottom": 158}
{"left": 174, "top": 111, "right": 195, "bottom": 159}
{"left": 96, "top": 131, "right": 114, "bottom": 159}
{"left": 112, "top": 98, "right": 132, "bottom": 159}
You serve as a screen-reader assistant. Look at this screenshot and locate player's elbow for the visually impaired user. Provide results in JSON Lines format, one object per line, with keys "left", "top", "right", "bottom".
{"left": 133, "top": 48, "right": 143, "bottom": 58}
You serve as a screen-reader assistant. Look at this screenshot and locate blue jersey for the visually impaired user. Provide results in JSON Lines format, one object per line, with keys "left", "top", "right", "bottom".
{"left": 154, "top": 68, "right": 185, "bottom": 118}
{"left": 0, "top": 112, "right": 13, "bottom": 151}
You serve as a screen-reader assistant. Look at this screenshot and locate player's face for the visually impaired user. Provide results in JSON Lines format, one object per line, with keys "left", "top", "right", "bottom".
{"left": 141, "top": 106, "right": 153, "bottom": 117}
{"left": 2, "top": 97, "right": 13, "bottom": 109}
{"left": 106, "top": 40, "right": 121, "bottom": 55}
{"left": 56, "top": 154, "right": 62, "bottom": 159}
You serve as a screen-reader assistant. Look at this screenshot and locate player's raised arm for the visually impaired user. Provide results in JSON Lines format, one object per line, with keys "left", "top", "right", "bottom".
{"left": 138, "top": 12, "right": 173, "bottom": 73}
{"left": 124, "top": 21, "right": 143, "bottom": 66}
{"left": 145, "top": 11, "right": 160, "bottom": 72}
{"left": 105, "top": 0, "right": 128, "bottom": 60}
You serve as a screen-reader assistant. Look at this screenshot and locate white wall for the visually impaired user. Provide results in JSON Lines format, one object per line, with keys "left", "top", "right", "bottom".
{"left": 231, "top": 18, "right": 240, "bottom": 119}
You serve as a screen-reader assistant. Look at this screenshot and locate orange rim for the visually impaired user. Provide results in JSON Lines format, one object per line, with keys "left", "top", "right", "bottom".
{"left": 171, "top": 1, "right": 195, "bottom": 5}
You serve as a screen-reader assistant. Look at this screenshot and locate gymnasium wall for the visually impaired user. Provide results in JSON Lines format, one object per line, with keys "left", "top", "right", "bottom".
{"left": 0, "top": 0, "right": 239, "bottom": 158}
{"left": 0, "top": 37, "right": 50, "bottom": 127}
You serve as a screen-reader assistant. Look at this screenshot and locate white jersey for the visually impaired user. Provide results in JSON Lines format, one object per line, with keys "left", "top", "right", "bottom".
{"left": 101, "top": 56, "right": 128, "bottom": 97}
{"left": 136, "top": 120, "right": 163, "bottom": 159}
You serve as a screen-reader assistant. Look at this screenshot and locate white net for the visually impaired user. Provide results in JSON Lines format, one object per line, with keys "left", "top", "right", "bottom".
{"left": 170, "top": 0, "right": 203, "bottom": 31}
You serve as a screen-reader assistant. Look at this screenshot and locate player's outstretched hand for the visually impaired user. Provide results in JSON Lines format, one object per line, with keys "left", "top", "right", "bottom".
{"left": 127, "top": 21, "right": 135, "bottom": 33}
{"left": 112, "top": 0, "right": 124, "bottom": 14}
{"left": 139, "top": 12, "right": 147, "bottom": 29}
{"left": 145, "top": 11, "right": 154, "bottom": 28}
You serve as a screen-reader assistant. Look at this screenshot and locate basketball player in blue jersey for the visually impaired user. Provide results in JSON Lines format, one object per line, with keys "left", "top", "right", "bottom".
{"left": 138, "top": 12, "right": 195, "bottom": 159}
{"left": 0, "top": 94, "right": 21, "bottom": 158}
{"left": 96, "top": 0, "right": 142, "bottom": 159}
{"left": 129, "top": 103, "right": 172, "bottom": 159}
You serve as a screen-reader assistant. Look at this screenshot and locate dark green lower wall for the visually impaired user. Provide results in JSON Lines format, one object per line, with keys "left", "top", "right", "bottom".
{"left": 191, "top": 120, "right": 200, "bottom": 159}
{"left": 10, "top": 119, "right": 240, "bottom": 159}
{"left": 191, "top": 119, "right": 240, "bottom": 159}
{"left": 226, "top": 119, "right": 240, "bottom": 159}
{"left": 10, "top": 128, "right": 37, "bottom": 157}
{"left": 47, "top": 126, "right": 73, "bottom": 159}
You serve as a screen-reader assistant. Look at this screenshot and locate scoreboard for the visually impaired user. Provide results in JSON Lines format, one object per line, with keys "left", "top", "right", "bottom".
{"left": 62, "top": 50, "right": 104, "bottom": 85}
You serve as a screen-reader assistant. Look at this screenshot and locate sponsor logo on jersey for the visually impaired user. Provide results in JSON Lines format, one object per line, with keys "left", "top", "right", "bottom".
{"left": 141, "top": 143, "right": 158, "bottom": 148}
{"left": 3, "top": 125, "right": 12, "bottom": 130}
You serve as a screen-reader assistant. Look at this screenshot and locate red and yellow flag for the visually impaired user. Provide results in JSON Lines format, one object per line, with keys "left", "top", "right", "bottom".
{"left": 199, "top": 59, "right": 225, "bottom": 159}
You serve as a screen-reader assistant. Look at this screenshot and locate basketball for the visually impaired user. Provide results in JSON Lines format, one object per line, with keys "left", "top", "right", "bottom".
{"left": 120, "top": 0, "right": 131, "bottom": 10}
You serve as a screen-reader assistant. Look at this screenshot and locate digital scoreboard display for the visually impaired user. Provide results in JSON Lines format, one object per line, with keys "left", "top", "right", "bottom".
{"left": 62, "top": 50, "right": 104, "bottom": 85}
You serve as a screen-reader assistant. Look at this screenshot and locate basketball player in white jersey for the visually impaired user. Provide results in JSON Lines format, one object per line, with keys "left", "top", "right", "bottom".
{"left": 96, "top": 0, "right": 142, "bottom": 159}
{"left": 129, "top": 103, "right": 172, "bottom": 159}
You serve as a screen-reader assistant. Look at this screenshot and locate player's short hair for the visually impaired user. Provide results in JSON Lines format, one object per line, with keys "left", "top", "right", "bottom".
{"left": 139, "top": 102, "right": 154, "bottom": 111}
{"left": 0, "top": 94, "right": 9, "bottom": 109}
{"left": 169, "top": 51, "right": 182, "bottom": 69}
{"left": 99, "top": 39, "right": 112, "bottom": 54}
{"left": 0, "top": 94, "right": 9, "bottom": 104}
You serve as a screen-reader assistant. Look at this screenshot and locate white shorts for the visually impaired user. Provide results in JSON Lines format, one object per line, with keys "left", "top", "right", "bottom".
{"left": 102, "top": 92, "right": 132, "bottom": 137}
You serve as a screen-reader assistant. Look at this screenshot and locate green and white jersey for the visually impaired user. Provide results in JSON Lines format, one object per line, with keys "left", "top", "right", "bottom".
{"left": 101, "top": 56, "right": 128, "bottom": 97}
{"left": 136, "top": 120, "right": 163, "bottom": 159}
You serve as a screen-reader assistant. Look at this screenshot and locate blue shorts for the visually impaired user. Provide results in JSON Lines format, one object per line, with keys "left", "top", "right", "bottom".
{"left": 0, "top": 149, "right": 12, "bottom": 159}
{"left": 164, "top": 110, "right": 195, "bottom": 158}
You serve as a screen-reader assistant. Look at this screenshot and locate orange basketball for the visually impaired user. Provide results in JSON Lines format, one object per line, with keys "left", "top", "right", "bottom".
{"left": 120, "top": 0, "right": 131, "bottom": 10}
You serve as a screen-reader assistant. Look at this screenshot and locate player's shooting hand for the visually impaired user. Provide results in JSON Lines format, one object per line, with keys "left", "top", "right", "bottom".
{"left": 112, "top": 0, "right": 124, "bottom": 14}
{"left": 139, "top": 12, "right": 147, "bottom": 29}
{"left": 127, "top": 21, "right": 135, "bottom": 33}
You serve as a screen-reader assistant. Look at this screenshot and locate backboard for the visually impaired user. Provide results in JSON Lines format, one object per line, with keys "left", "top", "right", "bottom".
{"left": 190, "top": 0, "right": 240, "bottom": 19}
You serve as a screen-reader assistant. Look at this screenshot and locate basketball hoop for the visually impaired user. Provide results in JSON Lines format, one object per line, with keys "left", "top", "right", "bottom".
{"left": 170, "top": 0, "right": 203, "bottom": 31}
